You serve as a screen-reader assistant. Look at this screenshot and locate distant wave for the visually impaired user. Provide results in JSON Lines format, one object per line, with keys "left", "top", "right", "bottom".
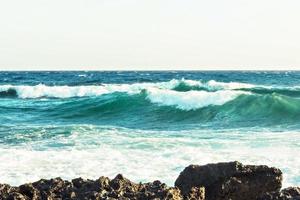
{"left": 0, "top": 79, "right": 255, "bottom": 99}
{"left": 0, "top": 79, "right": 299, "bottom": 98}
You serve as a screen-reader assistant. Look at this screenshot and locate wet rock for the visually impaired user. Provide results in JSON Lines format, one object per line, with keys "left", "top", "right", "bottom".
{"left": 0, "top": 161, "right": 289, "bottom": 200}
{"left": 6, "top": 192, "right": 28, "bottom": 200}
{"left": 18, "top": 184, "right": 40, "bottom": 200}
{"left": 258, "top": 187, "right": 300, "bottom": 200}
{"left": 175, "top": 161, "right": 282, "bottom": 200}
{"left": 282, "top": 187, "right": 300, "bottom": 199}
{"left": 186, "top": 187, "right": 205, "bottom": 200}
{"left": 109, "top": 174, "right": 138, "bottom": 192}
{"left": 1, "top": 175, "right": 187, "bottom": 200}
{"left": 0, "top": 184, "right": 13, "bottom": 198}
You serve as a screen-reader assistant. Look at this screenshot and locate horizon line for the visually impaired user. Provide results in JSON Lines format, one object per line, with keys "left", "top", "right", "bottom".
{"left": 1, "top": 66, "right": 300, "bottom": 71}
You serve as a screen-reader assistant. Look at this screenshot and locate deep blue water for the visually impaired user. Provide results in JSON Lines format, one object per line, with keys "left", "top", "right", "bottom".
{"left": 0, "top": 71, "right": 299, "bottom": 187}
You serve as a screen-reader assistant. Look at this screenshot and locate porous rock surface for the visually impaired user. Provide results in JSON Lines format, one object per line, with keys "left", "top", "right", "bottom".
{"left": 0, "top": 174, "right": 203, "bottom": 200}
{"left": 258, "top": 187, "right": 300, "bottom": 200}
{"left": 175, "top": 161, "right": 283, "bottom": 200}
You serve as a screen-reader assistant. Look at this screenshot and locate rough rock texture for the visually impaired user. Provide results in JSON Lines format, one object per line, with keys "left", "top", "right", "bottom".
{"left": 0, "top": 174, "right": 204, "bottom": 200}
{"left": 175, "top": 161, "right": 283, "bottom": 200}
{"left": 258, "top": 187, "right": 300, "bottom": 200}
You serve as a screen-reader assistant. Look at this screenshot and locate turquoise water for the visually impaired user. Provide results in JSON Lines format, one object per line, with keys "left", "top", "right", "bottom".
{"left": 0, "top": 71, "right": 299, "bottom": 186}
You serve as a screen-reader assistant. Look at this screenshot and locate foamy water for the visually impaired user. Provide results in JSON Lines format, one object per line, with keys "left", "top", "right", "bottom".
{"left": 0, "top": 79, "right": 253, "bottom": 99}
{"left": 0, "top": 126, "right": 299, "bottom": 187}
{"left": 1, "top": 71, "right": 300, "bottom": 187}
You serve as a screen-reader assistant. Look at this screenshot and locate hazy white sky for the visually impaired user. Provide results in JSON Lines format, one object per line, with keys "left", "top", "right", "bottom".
{"left": 0, "top": 0, "right": 299, "bottom": 70}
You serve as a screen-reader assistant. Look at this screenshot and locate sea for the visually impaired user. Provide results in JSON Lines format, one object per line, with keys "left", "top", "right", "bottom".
{"left": 0, "top": 71, "right": 299, "bottom": 187}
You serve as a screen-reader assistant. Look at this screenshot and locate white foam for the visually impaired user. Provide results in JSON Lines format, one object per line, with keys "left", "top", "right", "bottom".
{"left": 0, "top": 127, "right": 299, "bottom": 187}
{"left": 0, "top": 79, "right": 261, "bottom": 99}
{"left": 0, "top": 84, "right": 146, "bottom": 98}
{"left": 146, "top": 88, "right": 247, "bottom": 110}
{"left": 205, "top": 80, "right": 255, "bottom": 90}
{"left": 165, "top": 79, "right": 255, "bottom": 90}
{"left": 78, "top": 74, "right": 87, "bottom": 77}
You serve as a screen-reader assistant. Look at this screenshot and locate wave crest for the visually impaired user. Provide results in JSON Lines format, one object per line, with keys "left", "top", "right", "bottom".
{"left": 0, "top": 79, "right": 255, "bottom": 99}
{"left": 146, "top": 88, "right": 247, "bottom": 110}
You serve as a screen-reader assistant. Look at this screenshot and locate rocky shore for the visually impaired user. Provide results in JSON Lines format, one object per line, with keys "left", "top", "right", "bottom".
{"left": 1, "top": 161, "right": 299, "bottom": 200}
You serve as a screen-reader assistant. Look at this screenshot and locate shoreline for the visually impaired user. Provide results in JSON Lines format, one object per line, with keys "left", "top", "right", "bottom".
{"left": 1, "top": 161, "right": 299, "bottom": 200}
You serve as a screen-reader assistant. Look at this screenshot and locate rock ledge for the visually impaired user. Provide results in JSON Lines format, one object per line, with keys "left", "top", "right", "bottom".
{"left": 1, "top": 161, "right": 299, "bottom": 200}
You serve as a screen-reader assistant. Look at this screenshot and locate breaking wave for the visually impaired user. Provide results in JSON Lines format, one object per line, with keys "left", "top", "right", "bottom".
{"left": 1, "top": 79, "right": 300, "bottom": 127}
{"left": 0, "top": 79, "right": 260, "bottom": 99}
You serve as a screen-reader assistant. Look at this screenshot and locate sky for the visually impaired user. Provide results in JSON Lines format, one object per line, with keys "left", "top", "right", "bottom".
{"left": 0, "top": 0, "right": 299, "bottom": 70}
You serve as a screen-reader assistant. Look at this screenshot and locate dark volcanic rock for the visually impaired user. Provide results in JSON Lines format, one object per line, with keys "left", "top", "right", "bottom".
{"left": 0, "top": 161, "right": 290, "bottom": 200}
{"left": 1, "top": 174, "right": 202, "bottom": 200}
{"left": 0, "top": 184, "right": 12, "bottom": 198}
{"left": 258, "top": 187, "right": 300, "bottom": 200}
{"left": 185, "top": 187, "right": 205, "bottom": 200}
{"left": 175, "top": 161, "right": 282, "bottom": 200}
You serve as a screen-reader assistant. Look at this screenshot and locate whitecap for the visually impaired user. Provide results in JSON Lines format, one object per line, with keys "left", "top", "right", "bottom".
{"left": 0, "top": 79, "right": 257, "bottom": 99}
{"left": 146, "top": 88, "right": 248, "bottom": 110}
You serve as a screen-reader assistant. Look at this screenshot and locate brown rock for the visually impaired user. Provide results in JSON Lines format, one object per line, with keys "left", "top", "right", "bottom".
{"left": 186, "top": 187, "right": 205, "bottom": 200}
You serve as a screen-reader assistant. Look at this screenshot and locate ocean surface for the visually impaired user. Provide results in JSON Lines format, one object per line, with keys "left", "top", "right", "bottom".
{"left": 0, "top": 71, "right": 299, "bottom": 187}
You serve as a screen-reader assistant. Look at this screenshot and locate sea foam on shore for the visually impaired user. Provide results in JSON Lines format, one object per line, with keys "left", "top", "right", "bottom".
{"left": 1, "top": 161, "right": 299, "bottom": 200}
